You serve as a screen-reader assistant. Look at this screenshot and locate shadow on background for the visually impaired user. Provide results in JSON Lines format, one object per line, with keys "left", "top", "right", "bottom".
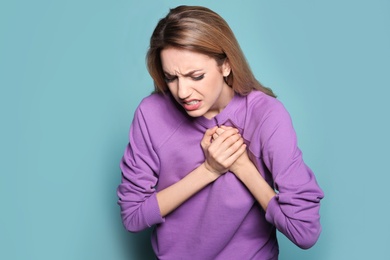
{"left": 121, "top": 228, "right": 156, "bottom": 260}
{"left": 108, "top": 133, "right": 156, "bottom": 260}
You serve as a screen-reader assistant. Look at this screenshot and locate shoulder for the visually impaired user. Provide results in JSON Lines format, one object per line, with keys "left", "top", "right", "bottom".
{"left": 242, "top": 91, "right": 297, "bottom": 156}
{"left": 242, "top": 91, "right": 295, "bottom": 141}
{"left": 137, "top": 92, "right": 182, "bottom": 119}
{"left": 138, "top": 92, "right": 174, "bottom": 112}
{"left": 245, "top": 91, "right": 290, "bottom": 122}
{"left": 133, "top": 92, "right": 188, "bottom": 139}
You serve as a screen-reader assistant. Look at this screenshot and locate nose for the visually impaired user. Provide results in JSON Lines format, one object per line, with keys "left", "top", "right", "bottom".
{"left": 177, "top": 78, "right": 192, "bottom": 99}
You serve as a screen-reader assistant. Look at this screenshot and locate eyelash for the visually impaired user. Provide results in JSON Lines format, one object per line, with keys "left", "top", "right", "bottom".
{"left": 164, "top": 76, "right": 176, "bottom": 83}
{"left": 192, "top": 75, "right": 204, "bottom": 81}
{"left": 164, "top": 74, "right": 205, "bottom": 83}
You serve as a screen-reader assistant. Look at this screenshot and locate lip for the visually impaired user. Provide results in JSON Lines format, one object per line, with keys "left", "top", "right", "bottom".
{"left": 182, "top": 99, "right": 202, "bottom": 111}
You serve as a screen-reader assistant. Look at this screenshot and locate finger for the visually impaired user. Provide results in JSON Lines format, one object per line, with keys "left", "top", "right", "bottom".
{"left": 213, "top": 127, "right": 227, "bottom": 141}
{"left": 201, "top": 126, "right": 218, "bottom": 147}
{"left": 216, "top": 128, "right": 225, "bottom": 135}
{"left": 225, "top": 135, "right": 244, "bottom": 153}
{"left": 205, "top": 126, "right": 218, "bottom": 138}
{"left": 225, "top": 143, "right": 247, "bottom": 166}
{"left": 220, "top": 125, "right": 235, "bottom": 131}
{"left": 209, "top": 131, "right": 241, "bottom": 156}
{"left": 221, "top": 131, "right": 243, "bottom": 150}
{"left": 211, "top": 135, "right": 244, "bottom": 164}
{"left": 213, "top": 128, "right": 239, "bottom": 144}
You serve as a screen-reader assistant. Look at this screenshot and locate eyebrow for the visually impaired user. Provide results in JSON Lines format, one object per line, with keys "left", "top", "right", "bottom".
{"left": 163, "top": 70, "right": 203, "bottom": 77}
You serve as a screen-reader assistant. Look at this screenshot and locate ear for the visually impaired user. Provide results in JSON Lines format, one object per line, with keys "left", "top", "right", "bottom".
{"left": 222, "top": 58, "right": 231, "bottom": 77}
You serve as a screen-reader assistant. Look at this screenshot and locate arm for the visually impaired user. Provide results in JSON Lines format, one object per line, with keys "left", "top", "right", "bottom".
{"left": 229, "top": 151, "right": 276, "bottom": 211}
{"left": 117, "top": 108, "right": 162, "bottom": 232}
{"left": 118, "top": 109, "right": 246, "bottom": 232}
{"left": 217, "top": 103, "right": 324, "bottom": 249}
{"left": 155, "top": 163, "right": 217, "bottom": 217}
{"left": 258, "top": 105, "right": 324, "bottom": 249}
{"left": 157, "top": 127, "right": 247, "bottom": 217}
{"left": 214, "top": 126, "right": 275, "bottom": 211}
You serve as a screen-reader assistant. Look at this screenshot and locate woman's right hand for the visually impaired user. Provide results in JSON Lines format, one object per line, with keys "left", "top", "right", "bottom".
{"left": 200, "top": 126, "right": 247, "bottom": 176}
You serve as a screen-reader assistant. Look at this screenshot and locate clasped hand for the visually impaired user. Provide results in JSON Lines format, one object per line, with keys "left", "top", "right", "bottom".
{"left": 201, "top": 125, "right": 250, "bottom": 176}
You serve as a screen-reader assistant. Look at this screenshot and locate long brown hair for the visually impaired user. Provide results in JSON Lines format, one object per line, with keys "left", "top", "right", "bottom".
{"left": 146, "top": 5, "right": 276, "bottom": 97}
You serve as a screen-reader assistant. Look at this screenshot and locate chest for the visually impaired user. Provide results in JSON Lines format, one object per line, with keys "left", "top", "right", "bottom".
{"left": 154, "top": 128, "right": 205, "bottom": 190}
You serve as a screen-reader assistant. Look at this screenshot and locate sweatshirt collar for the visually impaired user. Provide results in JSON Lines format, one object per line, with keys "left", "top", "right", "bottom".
{"left": 193, "top": 93, "right": 246, "bottom": 131}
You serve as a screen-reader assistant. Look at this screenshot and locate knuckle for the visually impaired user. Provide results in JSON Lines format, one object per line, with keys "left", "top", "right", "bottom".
{"left": 221, "top": 161, "right": 230, "bottom": 168}
{"left": 208, "top": 149, "right": 216, "bottom": 158}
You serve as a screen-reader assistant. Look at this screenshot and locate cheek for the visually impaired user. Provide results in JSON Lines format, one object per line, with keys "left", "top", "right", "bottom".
{"left": 203, "top": 76, "right": 224, "bottom": 95}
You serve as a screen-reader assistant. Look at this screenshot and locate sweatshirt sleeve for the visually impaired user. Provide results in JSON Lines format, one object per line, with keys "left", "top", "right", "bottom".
{"left": 261, "top": 102, "right": 324, "bottom": 249}
{"left": 117, "top": 106, "right": 164, "bottom": 232}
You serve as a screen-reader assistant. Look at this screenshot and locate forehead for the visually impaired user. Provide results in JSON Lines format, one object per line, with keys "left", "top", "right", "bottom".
{"left": 160, "top": 48, "right": 217, "bottom": 73}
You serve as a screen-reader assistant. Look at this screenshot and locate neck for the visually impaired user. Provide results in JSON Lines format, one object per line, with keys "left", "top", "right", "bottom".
{"left": 203, "top": 85, "right": 234, "bottom": 119}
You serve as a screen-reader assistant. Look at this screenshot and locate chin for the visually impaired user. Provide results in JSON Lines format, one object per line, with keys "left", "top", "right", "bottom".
{"left": 186, "top": 111, "right": 204, "bottom": 118}
{"left": 185, "top": 108, "right": 209, "bottom": 118}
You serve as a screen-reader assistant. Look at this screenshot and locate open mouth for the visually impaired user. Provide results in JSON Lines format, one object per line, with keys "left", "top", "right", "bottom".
{"left": 185, "top": 100, "right": 199, "bottom": 105}
{"left": 183, "top": 100, "right": 201, "bottom": 111}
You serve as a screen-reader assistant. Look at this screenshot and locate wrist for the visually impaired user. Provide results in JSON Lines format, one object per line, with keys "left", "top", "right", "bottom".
{"left": 231, "top": 161, "right": 256, "bottom": 180}
{"left": 201, "top": 163, "right": 221, "bottom": 182}
{"left": 230, "top": 160, "right": 244, "bottom": 175}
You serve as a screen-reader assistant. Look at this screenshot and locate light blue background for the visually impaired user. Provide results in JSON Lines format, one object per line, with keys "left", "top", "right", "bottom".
{"left": 1, "top": 0, "right": 389, "bottom": 259}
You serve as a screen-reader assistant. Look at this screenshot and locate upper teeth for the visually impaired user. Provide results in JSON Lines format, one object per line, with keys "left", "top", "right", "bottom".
{"left": 186, "top": 101, "right": 199, "bottom": 105}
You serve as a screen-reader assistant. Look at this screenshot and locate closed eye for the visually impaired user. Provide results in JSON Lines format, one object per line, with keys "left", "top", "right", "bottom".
{"left": 164, "top": 76, "right": 177, "bottom": 83}
{"left": 192, "top": 74, "right": 204, "bottom": 81}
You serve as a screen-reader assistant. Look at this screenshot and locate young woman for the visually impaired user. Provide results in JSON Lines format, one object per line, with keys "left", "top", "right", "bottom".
{"left": 117, "top": 5, "right": 324, "bottom": 259}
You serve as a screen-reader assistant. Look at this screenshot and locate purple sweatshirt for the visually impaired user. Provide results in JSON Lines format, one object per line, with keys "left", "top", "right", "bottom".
{"left": 117, "top": 90, "right": 324, "bottom": 259}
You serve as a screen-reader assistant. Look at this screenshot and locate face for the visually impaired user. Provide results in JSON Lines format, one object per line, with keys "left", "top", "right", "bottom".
{"left": 160, "top": 47, "right": 233, "bottom": 119}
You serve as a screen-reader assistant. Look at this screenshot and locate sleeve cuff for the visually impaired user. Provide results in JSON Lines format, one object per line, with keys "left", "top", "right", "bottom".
{"left": 144, "top": 192, "right": 165, "bottom": 227}
{"left": 265, "top": 194, "right": 279, "bottom": 224}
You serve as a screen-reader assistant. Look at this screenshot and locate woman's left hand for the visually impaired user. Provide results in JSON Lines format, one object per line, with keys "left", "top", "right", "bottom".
{"left": 201, "top": 126, "right": 246, "bottom": 176}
